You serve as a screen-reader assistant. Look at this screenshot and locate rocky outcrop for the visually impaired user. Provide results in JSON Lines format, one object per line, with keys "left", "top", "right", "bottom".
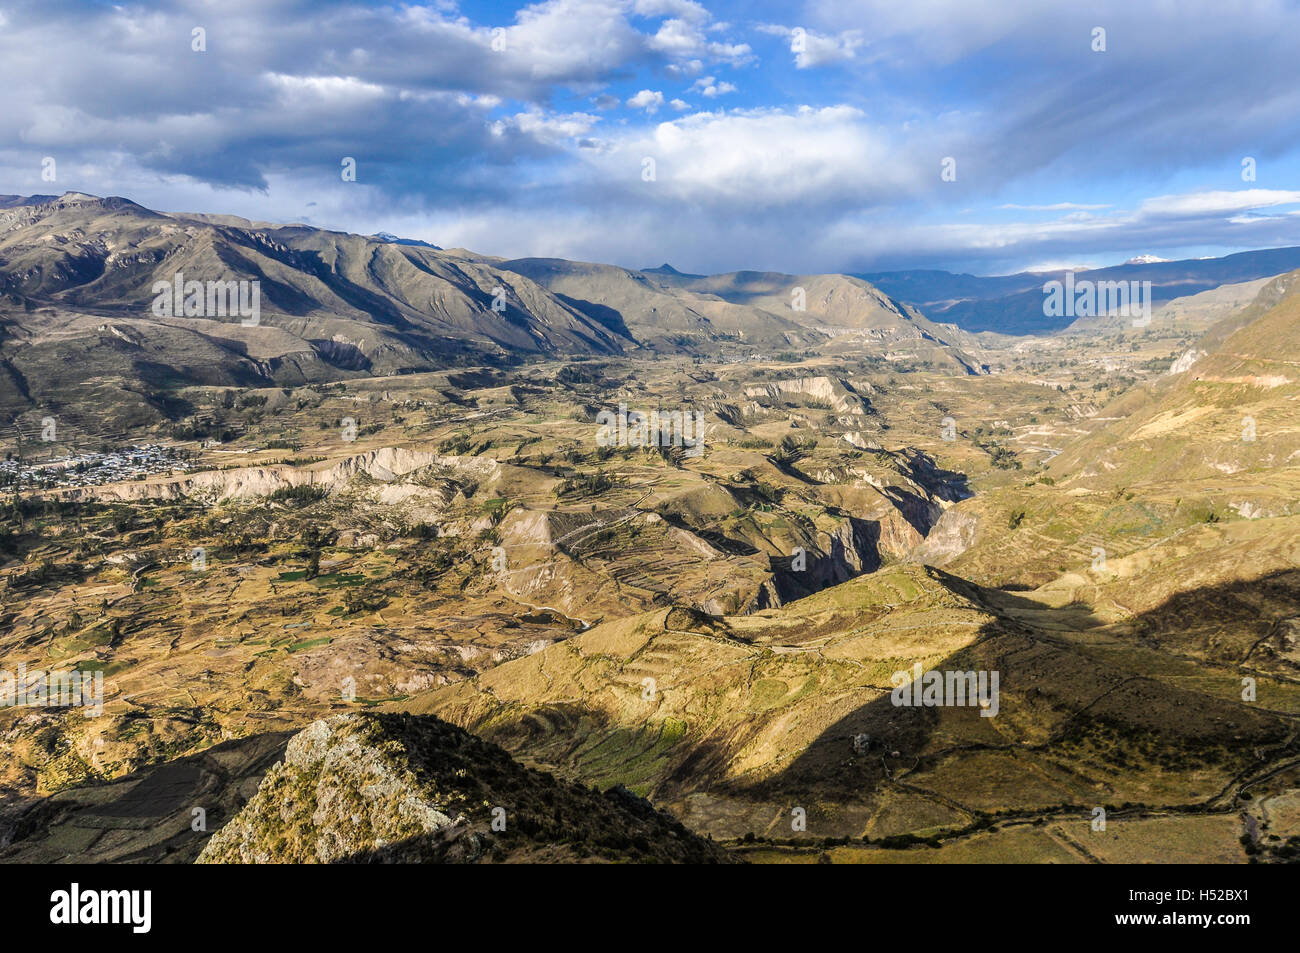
{"left": 1169, "top": 348, "right": 1206, "bottom": 374}
{"left": 197, "top": 713, "right": 735, "bottom": 864}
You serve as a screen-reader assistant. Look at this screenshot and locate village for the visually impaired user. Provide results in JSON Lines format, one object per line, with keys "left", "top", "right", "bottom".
{"left": 0, "top": 444, "right": 192, "bottom": 489}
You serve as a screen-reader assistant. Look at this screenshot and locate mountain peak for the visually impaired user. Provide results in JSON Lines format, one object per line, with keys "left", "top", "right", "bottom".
{"left": 371, "top": 231, "right": 442, "bottom": 250}
{"left": 641, "top": 262, "right": 707, "bottom": 279}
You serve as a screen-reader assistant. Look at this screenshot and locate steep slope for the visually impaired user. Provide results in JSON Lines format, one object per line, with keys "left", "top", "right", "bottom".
{"left": 197, "top": 712, "right": 734, "bottom": 863}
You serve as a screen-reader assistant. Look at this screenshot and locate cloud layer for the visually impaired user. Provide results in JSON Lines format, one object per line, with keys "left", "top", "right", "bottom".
{"left": 2, "top": 0, "right": 1299, "bottom": 274}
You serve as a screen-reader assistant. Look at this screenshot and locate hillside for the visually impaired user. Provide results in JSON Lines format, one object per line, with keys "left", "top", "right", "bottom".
{"left": 498, "top": 257, "right": 821, "bottom": 354}
{"left": 0, "top": 192, "right": 1007, "bottom": 430}
{"left": 906, "top": 270, "right": 1300, "bottom": 597}
{"left": 1047, "top": 268, "right": 1300, "bottom": 487}
{"left": 642, "top": 267, "right": 994, "bottom": 372}
{"left": 400, "top": 563, "right": 1298, "bottom": 860}
{"left": 1, "top": 192, "right": 1297, "bottom": 866}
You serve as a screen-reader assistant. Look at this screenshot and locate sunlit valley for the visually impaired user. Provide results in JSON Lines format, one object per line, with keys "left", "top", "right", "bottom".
{"left": 1, "top": 192, "right": 1297, "bottom": 864}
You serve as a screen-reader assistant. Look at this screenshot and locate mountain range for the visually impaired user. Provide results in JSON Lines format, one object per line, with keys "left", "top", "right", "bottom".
{"left": 861, "top": 246, "right": 1300, "bottom": 334}
{"left": 4, "top": 192, "right": 1295, "bottom": 421}
{"left": 0, "top": 192, "right": 1006, "bottom": 427}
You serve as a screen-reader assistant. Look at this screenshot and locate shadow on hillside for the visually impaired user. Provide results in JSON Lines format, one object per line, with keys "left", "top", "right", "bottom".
{"left": 9, "top": 571, "right": 1300, "bottom": 860}
{"left": 714, "top": 568, "right": 1298, "bottom": 814}
{"left": 898, "top": 450, "right": 973, "bottom": 503}
{"left": 552, "top": 292, "right": 635, "bottom": 340}
{"left": 763, "top": 518, "right": 883, "bottom": 606}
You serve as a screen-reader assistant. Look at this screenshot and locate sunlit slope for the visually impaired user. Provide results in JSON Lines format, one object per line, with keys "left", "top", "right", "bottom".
{"left": 920, "top": 269, "right": 1300, "bottom": 589}
{"left": 1050, "top": 269, "right": 1300, "bottom": 487}
{"left": 643, "top": 267, "right": 993, "bottom": 371}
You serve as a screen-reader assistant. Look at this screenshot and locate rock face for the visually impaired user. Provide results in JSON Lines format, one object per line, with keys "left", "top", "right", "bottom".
{"left": 1168, "top": 348, "right": 1206, "bottom": 374}
{"left": 197, "top": 713, "right": 735, "bottom": 864}
{"left": 908, "top": 507, "right": 978, "bottom": 566}
{"left": 743, "top": 376, "right": 869, "bottom": 414}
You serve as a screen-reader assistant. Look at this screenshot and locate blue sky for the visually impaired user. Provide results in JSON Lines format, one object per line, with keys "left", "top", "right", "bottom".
{"left": 3, "top": 0, "right": 1300, "bottom": 275}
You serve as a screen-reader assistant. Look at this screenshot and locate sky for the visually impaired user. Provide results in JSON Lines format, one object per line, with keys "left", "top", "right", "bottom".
{"left": 3, "top": 0, "right": 1300, "bottom": 275}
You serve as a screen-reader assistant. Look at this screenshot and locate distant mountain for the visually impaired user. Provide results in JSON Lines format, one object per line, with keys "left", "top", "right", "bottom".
{"left": 0, "top": 191, "right": 1017, "bottom": 426}
{"left": 9, "top": 190, "right": 1295, "bottom": 429}
{"left": 498, "top": 257, "right": 822, "bottom": 353}
{"left": 0, "top": 194, "right": 57, "bottom": 210}
{"left": 640, "top": 266, "right": 998, "bottom": 372}
{"left": 640, "top": 263, "right": 704, "bottom": 278}
{"left": 861, "top": 247, "right": 1300, "bottom": 334}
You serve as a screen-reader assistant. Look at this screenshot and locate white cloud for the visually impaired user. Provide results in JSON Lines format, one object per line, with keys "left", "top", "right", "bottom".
{"left": 669, "top": 98, "right": 690, "bottom": 111}
{"left": 664, "top": 58, "right": 705, "bottom": 77}
{"left": 504, "top": 0, "right": 649, "bottom": 83}
{"left": 581, "top": 105, "right": 917, "bottom": 208}
{"left": 815, "top": 186, "right": 1300, "bottom": 272}
{"left": 627, "top": 89, "right": 666, "bottom": 113}
{"left": 758, "top": 24, "right": 865, "bottom": 69}
{"left": 648, "top": 17, "right": 752, "bottom": 65}
{"left": 264, "top": 73, "right": 388, "bottom": 103}
{"left": 690, "top": 76, "right": 737, "bottom": 97}
{"left": 1138, "top": 189, "right": 1300, "bottom": 218}
{"left": 496, "top": 109, "right": 601, "bottom": 144}
{"left": 632, "top": 0, "right": 710, "bottom": 24}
